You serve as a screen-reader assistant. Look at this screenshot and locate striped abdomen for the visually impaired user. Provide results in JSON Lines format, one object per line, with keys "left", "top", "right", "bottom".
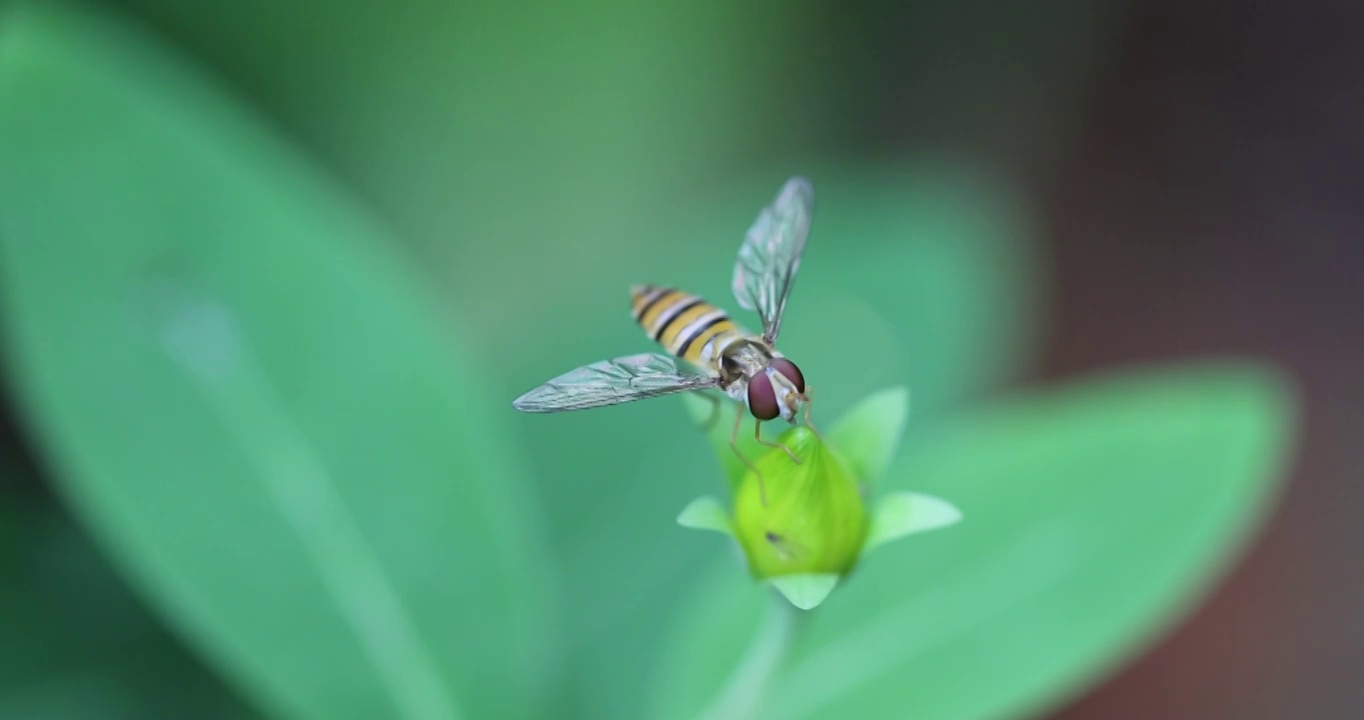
{"left": 630, "top": 285, "right": 743, "bottom": 369}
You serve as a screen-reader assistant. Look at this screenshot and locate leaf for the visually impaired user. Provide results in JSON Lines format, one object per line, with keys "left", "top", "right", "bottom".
{"left": 649, "top": 361, "right": 1296, "bottom": 720}
{"left": 0, "top": 6, "right": 554, "bottom": 720}
{"left": 677, "top": 496, "right": 733, "bottom": 536}
{"left": 826, "top": 386, "right": 910, "bottom": 485}
{"left": 644, "top": 559, "right": 788, "bottom": 720}
{"left": 768, "top": 574, "right": 840, "bottom": 611}
{"left": 863, "top": 492, "right": 962, "bottom": 553}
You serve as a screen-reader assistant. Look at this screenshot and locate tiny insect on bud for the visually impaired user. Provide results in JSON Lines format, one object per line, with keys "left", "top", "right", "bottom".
{"left": 731, "top": 426, "right": 869, "bottom": 579}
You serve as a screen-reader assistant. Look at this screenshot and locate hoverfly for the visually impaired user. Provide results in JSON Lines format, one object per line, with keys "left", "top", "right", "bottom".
{"left": 512, "top": 177, "right": 818, "bottom": 502}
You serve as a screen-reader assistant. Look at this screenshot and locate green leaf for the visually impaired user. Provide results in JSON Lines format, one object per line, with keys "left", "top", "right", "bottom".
{"left": 826, "top": 386, "right": 910, "bottom": 485}
{"left": 649, "top": 361, "right": 1296, "bottom": 720}
{"left": 0, "top": 6, "right": 554, "bottom": 720}
{"left": 644, "top": 559, "right": 787, "bottom": 720}
{"left": 677, "top": 496, "right": 733, "bottom": 536}
{"left": 768, "top": 574, "right": 840, "bottom": 611}
{"left": 864, "top": 492, "right": 962, "bottom": 553}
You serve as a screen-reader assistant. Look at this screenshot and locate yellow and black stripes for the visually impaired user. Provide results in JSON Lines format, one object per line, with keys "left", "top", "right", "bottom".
{"left": 631, "top": 285, "right": 741, "bottom": 365}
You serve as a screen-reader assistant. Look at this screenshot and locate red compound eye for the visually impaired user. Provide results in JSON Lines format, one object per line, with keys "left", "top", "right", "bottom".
{"left": 769, "top": 358, "right": 805, "bottom": 394}
{"left": 747, "top": 373, "right": 780, "bottom": 420}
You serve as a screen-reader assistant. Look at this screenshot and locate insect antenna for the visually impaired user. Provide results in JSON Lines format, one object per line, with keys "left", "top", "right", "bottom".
{"left": 800, "top": 386, "right": 823, "bottom": 441}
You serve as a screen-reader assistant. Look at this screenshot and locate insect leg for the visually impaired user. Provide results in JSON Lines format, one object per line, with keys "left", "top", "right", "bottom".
{"left": 729, "top": 409, "right": 768, "bottom": 506}
{"left": 754, "top": 420, "right": 801, "bottom": 466}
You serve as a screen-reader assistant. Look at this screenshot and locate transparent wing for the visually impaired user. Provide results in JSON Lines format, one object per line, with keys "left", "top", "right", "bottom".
{"left": 512, "top": 353, "right": 719, "bottom": 413}
{"left": 731, "top": 176, "right": 814, "bottom": 345}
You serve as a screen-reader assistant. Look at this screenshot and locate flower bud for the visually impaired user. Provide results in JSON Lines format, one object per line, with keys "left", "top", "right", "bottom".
{"left": 732, "top": 427, "right": 869, "bottom": 579}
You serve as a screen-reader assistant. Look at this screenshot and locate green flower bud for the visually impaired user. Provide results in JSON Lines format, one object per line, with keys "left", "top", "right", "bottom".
{"left": 677, "top": 387, "right": 962, "bottom": 610}
{"left": 731, "top": 427, "right": 869, "bottom": 579}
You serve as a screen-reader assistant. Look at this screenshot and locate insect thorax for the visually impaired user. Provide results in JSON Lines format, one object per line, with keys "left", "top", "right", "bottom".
{"left": 717, "top": 338, "right": 773, "bottom": 386}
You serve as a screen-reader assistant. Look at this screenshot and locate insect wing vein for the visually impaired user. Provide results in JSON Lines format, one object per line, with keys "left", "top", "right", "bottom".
{"left": 512, "top": 353, "right": 718, "bottom": 412}
{"left": 730, "top": 176, "right": 814, "bottom": 345}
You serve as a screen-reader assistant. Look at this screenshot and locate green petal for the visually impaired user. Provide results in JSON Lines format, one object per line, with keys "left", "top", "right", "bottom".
{"left": 769, "top": 574, "right": 841, "bottom": 611}
{"left": 864, "top": 491, "right": 963, "bottom": 553}
{"left": 827, "top": 386, "right": 911, "bottom": 485}
{"left": 0, "top": 6, "right": 552, "bottom": 719}
{"left": 677, "top": 496, "right": 734, "bottom": 536}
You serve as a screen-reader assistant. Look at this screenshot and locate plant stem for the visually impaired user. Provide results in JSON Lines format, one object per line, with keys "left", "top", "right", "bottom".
{"left": 695, "top": 593, "right": 801, "bottom": 720}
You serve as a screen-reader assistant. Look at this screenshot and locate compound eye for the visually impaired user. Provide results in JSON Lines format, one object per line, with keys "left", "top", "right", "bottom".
{"left": 746, "top": 373, "right": 780, "bottom": 420}
{"left": 769, "top": 358, "right": 805, "bottom": 394}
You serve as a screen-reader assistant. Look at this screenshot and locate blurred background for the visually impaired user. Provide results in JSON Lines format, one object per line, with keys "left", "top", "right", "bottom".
{"left": 0, "top": 0, "right": 1358, "bottom": 718}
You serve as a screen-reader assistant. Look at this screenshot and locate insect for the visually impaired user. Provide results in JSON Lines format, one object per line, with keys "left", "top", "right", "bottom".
{"left": 512, "top": 177, "right": 818, "bottom": 503}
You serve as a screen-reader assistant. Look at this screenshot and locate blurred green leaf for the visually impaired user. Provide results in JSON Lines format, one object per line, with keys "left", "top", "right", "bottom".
{"left": 644, "top": 559, "right": 786, "bottom": 720}
{"left": 650, "top": 361, "right": 1296, "bottom": 720}
{"left": 0, "top": 678, "right": 139, "bottom": 720}
{"left": 0, "top": 5, "right": 554, "bottom": 720}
